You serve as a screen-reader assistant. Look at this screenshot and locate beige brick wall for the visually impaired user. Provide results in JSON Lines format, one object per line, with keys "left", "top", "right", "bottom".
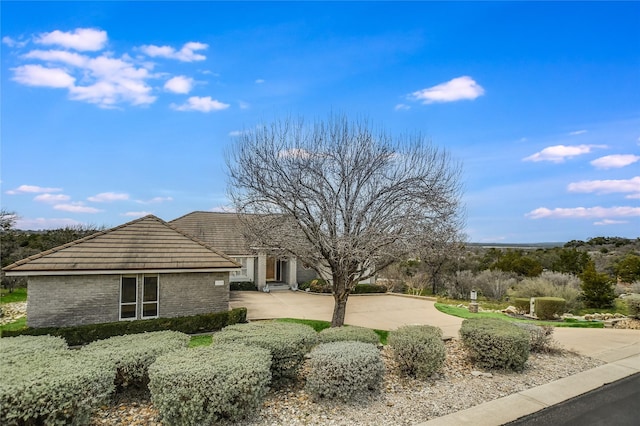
{"left": 27, "top": 271, "right": 230, "bottom": 328}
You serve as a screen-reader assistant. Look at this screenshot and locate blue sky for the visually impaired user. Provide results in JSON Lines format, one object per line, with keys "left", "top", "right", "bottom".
{"left": 1, "top": 1, "right": 639, "bottom": 243}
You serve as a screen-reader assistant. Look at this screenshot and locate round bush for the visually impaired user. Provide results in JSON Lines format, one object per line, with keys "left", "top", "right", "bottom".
{"left": 514, "top": 323, "right": 555, "bottom": 353}
{"left": 305, "top": 341, "right": 385, "bottom": 401}
{"left": 460, "top": 318, "right": 530, "bottom": 371}
{"left": 388, "top": 325, "right": 445, "bottom": 379}
{"left": 82, "top": 330, "right": 190, "bottom": 389}
{"left": 626, "top": 295, "right": 640, "bottom": 319}
{"left": 213, "top": 321, "right": 318, "bottom": 383}
{"left": 0, "top": 350, "right": 114, "bottom": 425}
{"left": 149, "top": 343, "right": 271, "bottom": 426}
{"left": 318, "top": 326, "right": 380, "bottom": 345}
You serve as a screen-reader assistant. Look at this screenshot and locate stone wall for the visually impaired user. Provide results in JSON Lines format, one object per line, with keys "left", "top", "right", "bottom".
{"left": 26, "top": 271, "right": 230, "bottom": 328}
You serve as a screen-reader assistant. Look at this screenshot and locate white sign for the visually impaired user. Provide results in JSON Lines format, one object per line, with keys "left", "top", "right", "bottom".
{"left": 214, "top": 280, "right": 224, "bottom": 286}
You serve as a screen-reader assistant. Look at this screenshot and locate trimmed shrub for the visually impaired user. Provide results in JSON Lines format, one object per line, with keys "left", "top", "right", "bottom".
{"left": 305, "top": 341, "right": 384, "bottom": 401}
{"left": 514, "top": 323, "right": 555, "bottom": 353}
{"left": 318, "top": 326, "right": 380, "bottom": 345}
{"left": 82, "top": 331, "right": 190, "bottom": 389}
{"left": 626, "top": 295, "right": 640, "bottom": 319}
{"left": 510, "top": 276, "right": 582, "bottom": 313}
{"left": 149, "top": 343, "right": 271, "bottom": 425}
{"left": 459, "top": 318, "right": 529, "bottom": 371}
{"left": 513, "top": 297, "right": 531, "bottom": 314}
{"left": 213, "top": 321, "right": 318, "bottom": 383}
{"left": 2, "top": 307, "right": 247, "bottom": 346}
{"left": 0, "top": 334, "right": 67, "bottom": 359}
{"left": 0, "top": 350, "right": 114, "bottom": 425}
{"left": 352, "top": 284, "right": 387, "bottom": 294}
{"left": 388, "top": 325, "right": 445, "bottom": 379}
{"left": 309, "top": 278, "right": 332, "bottom": 293}
{"left": 534, "top": 297, "right": 566, "bottom": 320}
{"left": 230, "top": 281, "right": 257, "bottom": 291}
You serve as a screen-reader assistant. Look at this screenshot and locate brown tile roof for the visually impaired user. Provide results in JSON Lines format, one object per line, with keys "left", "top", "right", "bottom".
{"left": 170, "top": 211, "right": 253, "bottom": 255}
{"left": 3, "top": 215, "right": 241, "bottom": 274}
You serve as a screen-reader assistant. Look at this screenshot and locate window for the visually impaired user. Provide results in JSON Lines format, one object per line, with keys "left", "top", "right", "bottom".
{"left": 142, "top": 275, "right": 159, "bottom": 318}
{"left": 120, "top": 274, "right": 159, "bottom": 320}
{"left": 231, "top": 257, "right": 248, "bottom": 278}
{"left": 120, "top": 276, "right": 137, "bottom": 320}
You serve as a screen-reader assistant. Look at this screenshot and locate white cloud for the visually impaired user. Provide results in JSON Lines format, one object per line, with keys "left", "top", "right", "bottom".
{"left": 229, "top": 129, "right": 250, "bottom": 137}
{"left": 255, "top": 79, "right": 265, "bottom": 84}
{"left": 594, "top": 219, "right": 628, "bottom": 226}
{"left": 24, "top": 49, "right": 89, "bottom": 67}
{"left": 6, "top": 184, "right": 62, "bottom": 195}
{"left": 34, "top": 193, "right": 71, "bottom": 203}
{"left": 569, "top": 130, "right": 587, "bottom": 136}
{"left": 140, "top": 41, "right": 207, "bottom": 62}
{"left": 394, "top": 104, "right": 411, "bottom": 111}
{"left": 170, "top": 96, "right": 229, "bottom": 112}
{"left": 136, "top": 196, "right": 173, "bottom": 204}
{"left": 409, "top": 76, "right": 485, "bottom": 104}
{"left": 2, "top": 36, "right": 28, "bottom": 48}
{"left": 54, "top": 202, "right": 102, "bottom": 213}
{"left": 14, "top": 217, "right": 84, "bottom": 230}
{"left": 87, "top": 192, "right": 130, "bottom": 202}
{"left": 238, "top": 101, "right": 250, "bottom": 109}
{"left": 526, "top": 206, "right": 640, "bottom": 219}
{"left": 121, "top": 211, "right": 152, "bottom": 218}
{"left": 210, "top": 205, "right": 235, "bottom": 213}
{"left": 523, "top": 144, "right": 607, "bottom": 163}
{"left": 278, "top": 148, "right": 312, "bottom": 159}
{"left": 568, "top": 176, "right": 640, "bottom": 199}
{"left": 591, "top": 154, "right": 640, "bottom": 170}
{"left": 35, "top": 28, "right": 107, "bottom": 51}
{"left": 12, "top": 64, "right": 75, "bottom": 88}
{"left": 164, "top": 76, "right": 194, "bottom": 94}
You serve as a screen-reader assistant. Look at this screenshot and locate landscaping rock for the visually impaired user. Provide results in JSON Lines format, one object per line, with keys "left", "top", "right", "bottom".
{"left": 0, "top": 302, "right": 27, "bottom": 325}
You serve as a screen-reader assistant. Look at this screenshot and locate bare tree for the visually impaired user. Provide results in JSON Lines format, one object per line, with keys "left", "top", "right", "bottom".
{"left": 227, "top": 115, "right": 463, "bottom": 326}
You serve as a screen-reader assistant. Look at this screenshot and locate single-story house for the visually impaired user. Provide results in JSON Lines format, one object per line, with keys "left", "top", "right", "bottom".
{"left": 170, "top": 211, "right": 318, "bottom": 291}
{"left": 2, "top": 215, "right": 240, "bottom": 328}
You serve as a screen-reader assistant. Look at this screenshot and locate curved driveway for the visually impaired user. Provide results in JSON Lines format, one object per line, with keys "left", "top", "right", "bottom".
{"left": 230, "top": 291, "right": 640, "bottom": 360}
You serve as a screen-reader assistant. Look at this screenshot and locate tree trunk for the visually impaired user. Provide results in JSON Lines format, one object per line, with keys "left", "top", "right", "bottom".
{"left": 331, "top": 273, "right": 351, "bottom": 327}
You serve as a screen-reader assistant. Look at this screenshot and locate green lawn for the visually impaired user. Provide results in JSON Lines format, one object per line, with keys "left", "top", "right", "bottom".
{"left": 0, "top": 317, "right": 27, "bottom": 334}
{"left": 1, "top": 288, "right": 27, "bottom": 304}
{"left": 435, "top": 303, "right": 604, "bottom": 328}
{"left": 189, "top": 334, "right": 213, "bottom": 348}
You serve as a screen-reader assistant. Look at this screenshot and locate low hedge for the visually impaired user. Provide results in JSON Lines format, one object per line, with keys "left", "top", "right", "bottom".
{"left": 460, "top": 318, "right": 530, "bottom": 371}
{"left": 149, "top": 343, "right": 272, "bottom": 425}
{"left": 318, "top": 326, "right": 380, "bottom": 345}
{"left": 230, "top": 281, "right": 257, "bottom": 291}
{"left": 534, "top": 297, "right": 566, "bottom": 320}
{"left": 388, "top": 325, "right": 445, "bottom": 379}
{"left": 352, "top": 284, "right": 387, "bottom": 294}
{"left": 513, "top": 298, "right": 531, "bottom": 314}
{"left": 514, "top": 323, "right": 555, "bottom": 353}
{"left": 0, "top": 334, "right": 68, "bottom": 359}
{"left": 82, "top": 331, "right": 190, "bottom": 390}
{"left": 1, "top": 307, "right": 247, "bottom": 346}
{"left": 213, "top": 321, "right": 318, "bottom": 384}
{"left": 305, "top": 341, "right": 385, "bottom": 401}
{"left": 626, "top": 295, "right": 640, "bottom": 319}
{"left": 1, "top": 350, "right": 114, "bottom": 425}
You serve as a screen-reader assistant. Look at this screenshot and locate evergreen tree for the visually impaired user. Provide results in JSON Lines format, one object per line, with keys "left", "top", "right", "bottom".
{"left": 580, "top": 261, "right": 615, "bottom": 308}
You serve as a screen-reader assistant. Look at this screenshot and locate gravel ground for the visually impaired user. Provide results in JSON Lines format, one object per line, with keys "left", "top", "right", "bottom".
{"left": 91, "top": 338, "right": 606, "bottom": 426}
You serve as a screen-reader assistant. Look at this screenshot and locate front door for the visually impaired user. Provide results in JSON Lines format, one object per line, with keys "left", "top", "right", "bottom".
{"left": 266, "top": 257, "right": 283, "bottom": 282}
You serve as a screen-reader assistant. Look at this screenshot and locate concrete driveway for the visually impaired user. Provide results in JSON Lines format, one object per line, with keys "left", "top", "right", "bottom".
{"left": 230, "top": 291, "right": 463, "bottom": 337}
{"left": 230, "top": 290, "right": 640, "bottom": 360}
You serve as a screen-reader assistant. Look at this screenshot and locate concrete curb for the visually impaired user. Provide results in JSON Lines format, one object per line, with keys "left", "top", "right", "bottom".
{"left": 416, "top": 353, "right": 640, "bottom": 426}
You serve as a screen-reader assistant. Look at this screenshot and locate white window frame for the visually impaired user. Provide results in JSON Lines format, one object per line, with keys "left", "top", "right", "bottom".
{"left": 141, "top": 274, "right": 160, "bottom": 319}
{"left": 231, "top": 257, "right": 249, "bottom": 279}
{"left": 119, "top": 275, "right": 138, "bottom": 321}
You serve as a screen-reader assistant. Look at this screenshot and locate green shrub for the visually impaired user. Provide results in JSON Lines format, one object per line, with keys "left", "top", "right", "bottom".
{"left": 388, "top": 325, "right": 445, "bottom": 379}
{"left": 82, "top": 331, "right": 190, "bottom": 389}
{"left": 510, "top": 275, "right": 583, "bottom": 313}
{"left": 534, "top": 297, "right": 566, "bottom": 320}
{"left": 513, "top": 297, "right": 531, "bottom": 314}
{"left": 305, "top": 341, "right": 385, "bottom": 401}
{"left": 459, "top": 318, "right": 529, "bottom": 371}
{"left": 2, "top": 307, "right": 247, "bottom": 346}
{"left": 514, "top": 323, "right": 555, "bottom": 352}
{"left": 318, "top": 326, "right": 380, "bottom": 345}
{"left": 0, "top": 334, "right": 67, "bottom": 359}
{"left": 149, "top": 343, "right": 271, "bottom": 425}
{"left": 352, "top": 284, "right": 387, "bottom": 294}
{"left": 626, "top": 295, "right": 640, "bottom": 319}
{"left": 0, "top": 350, "right": 114, "bottom": 425}
{"left": 230, "top": 281, "right": 257, "bottom": 291}
{"left": 213, "top": 321, "right": 318, "bottom": 383}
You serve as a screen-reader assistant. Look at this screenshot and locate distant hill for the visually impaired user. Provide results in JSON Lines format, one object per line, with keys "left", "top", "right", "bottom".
{"left": 468, "top": 242, "right": 566, "bottom": 249}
